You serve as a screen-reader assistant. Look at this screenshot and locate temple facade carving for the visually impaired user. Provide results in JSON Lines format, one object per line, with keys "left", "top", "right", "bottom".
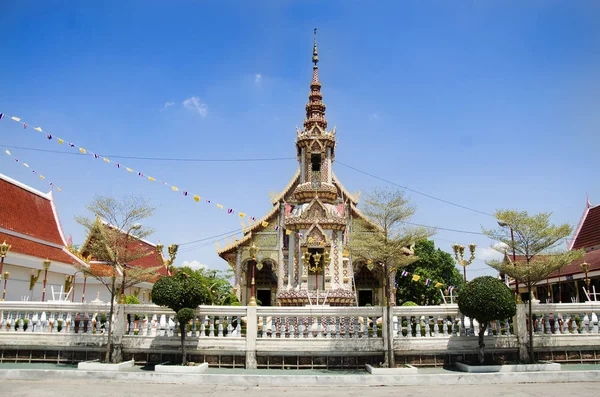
{"left": 218, "top": 31, "right": 381, "bottom": 307}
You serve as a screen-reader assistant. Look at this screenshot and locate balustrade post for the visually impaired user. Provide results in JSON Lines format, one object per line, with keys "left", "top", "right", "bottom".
{"left": 245, "top": 306, "right": 258, "bottom": 369}
{"left": 515, "top": 304, "right": 529, "bottom": 362}
{"left": 111, "top": 303, "right": 127, "bottom": 363}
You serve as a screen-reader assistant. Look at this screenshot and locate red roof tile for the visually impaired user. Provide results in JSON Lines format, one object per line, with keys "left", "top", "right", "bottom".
{"left": 503, "top": 251, "right": 600, "bottom": 279}
{"left": 548, "top": 249, "right": 600, "bottom": 278}
{"left": 0, "top": 232, "right": 80, "bottom": 266}
{"left": 82, "top": 223, "right": 167, "bottom": 277}
{"left": 571, "top": 205, "right": 600, "bottom": 250}
{"left": 0, "top": 177, "right": 64, "bottom": 245}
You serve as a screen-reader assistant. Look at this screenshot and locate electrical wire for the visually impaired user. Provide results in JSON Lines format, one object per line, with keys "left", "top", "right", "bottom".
{"left": 0, "top": 143, "right": 494, "bottom": 218}
{"left": 336, "top": 160, "right": 494, "bottom": 217}
{"left": 178, "top": 228, "right": 242, "bottom": 246}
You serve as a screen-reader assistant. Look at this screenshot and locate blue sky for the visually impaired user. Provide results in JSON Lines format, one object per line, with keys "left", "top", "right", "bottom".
{"left": 1, "top": 1, "right": 599, "bottom": 278}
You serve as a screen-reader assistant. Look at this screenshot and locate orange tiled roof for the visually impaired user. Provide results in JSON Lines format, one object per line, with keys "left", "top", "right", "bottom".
{"left": 0, "top": 232, "right": 80, "bottom": 266}
{"left": 0, "top": 177, "right": 64, "bottom": 245}
{"left": 571, "top": 204, "right": 600, "bottom": 250}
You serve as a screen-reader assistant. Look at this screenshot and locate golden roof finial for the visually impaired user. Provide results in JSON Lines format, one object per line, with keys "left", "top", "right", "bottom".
{"left": 312, "top": 28, "right": 319, "bottom": 67}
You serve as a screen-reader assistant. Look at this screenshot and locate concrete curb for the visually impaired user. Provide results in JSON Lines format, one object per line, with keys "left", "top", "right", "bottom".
{"left": 1, "top": 369, "right": 600, "bottom": 386}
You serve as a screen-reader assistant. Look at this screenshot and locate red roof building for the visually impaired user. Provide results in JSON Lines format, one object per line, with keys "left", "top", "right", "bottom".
{"left": 80, "top": 219, "right": 168, "bottom": 280}
{"left": 0, "top": 173, "right": 88, "bottom": 301}
{"left": 513, "top": 199, "right": 600, "bottom": 303}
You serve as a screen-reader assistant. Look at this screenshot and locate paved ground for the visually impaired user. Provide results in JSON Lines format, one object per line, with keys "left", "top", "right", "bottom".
{"left": 3, "top": 380, "right": 600, "bottom": 396}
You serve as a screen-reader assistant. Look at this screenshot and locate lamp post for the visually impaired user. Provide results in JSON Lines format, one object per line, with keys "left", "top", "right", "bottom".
{"left": 452, "top": 243, "right": 476, "bottom": 282}
{"left": 42, "top": 258, "right": 51, "bottom": 302}
{"left": 248, "top": 242, "right": 259, "bottom": 306}
{"left": 312, "top": 252, "right": 322, "bottom": 299}
{"left": 2, "top": 272, "right": 9, "bottom": 300}
{"left": 580, "top": 262, "right": 591, "bottom": 297}
{"left": 0, "top": 240, "right": 11, "bottom": 276}
{"left": 119, "top": 223, "right": 142, "bottom": 304}
{"left": 156, "top": 243, "right": 179, "bottom": 276}
{"left": 498, "top": 221, "right": 520, "bottom": 299}
{"left": 82, "top": 273, "right": 88, "bottom": 303}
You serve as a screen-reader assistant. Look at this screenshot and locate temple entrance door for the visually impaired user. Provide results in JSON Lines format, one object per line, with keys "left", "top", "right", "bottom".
{"left": 257, "top": 289, "right": 272, "bottom": 306}
{"left": 358, "top": 290, "right": 373, "bottom": 306}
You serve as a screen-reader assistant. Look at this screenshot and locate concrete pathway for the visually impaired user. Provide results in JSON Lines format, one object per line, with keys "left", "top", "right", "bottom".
{"left": 2, "top": 380, "right": 600, "bottom": 396}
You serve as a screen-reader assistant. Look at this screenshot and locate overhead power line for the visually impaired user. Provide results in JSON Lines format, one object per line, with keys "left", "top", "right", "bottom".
{"left": 336, "top": 161, "right": 494, "bottom": 217}
{"left": 0, "top": 143, "right": 493, "bottom": 219}
{"left": 178, "top": 228, "right": 242, "bottom": 246}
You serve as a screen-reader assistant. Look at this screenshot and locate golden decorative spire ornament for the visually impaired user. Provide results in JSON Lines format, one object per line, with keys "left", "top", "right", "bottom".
{"left": 304, "top": 28, "right": 327, "bottom": 131}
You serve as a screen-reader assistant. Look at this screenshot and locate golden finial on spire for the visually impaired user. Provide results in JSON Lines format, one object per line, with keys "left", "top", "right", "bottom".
{"left": 312, "top": 28, "right": 319, "bottom": 67}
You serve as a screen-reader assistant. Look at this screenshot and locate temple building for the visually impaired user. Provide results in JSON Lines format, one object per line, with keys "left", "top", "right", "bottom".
{"left": 218, "top": 32, "right": 384, "bottom": 307}
{"left": 0, "top": 173, "right": 87, "bottom": 301}
{"left": 526, "top": 198, "right": 600, "bottom": 303}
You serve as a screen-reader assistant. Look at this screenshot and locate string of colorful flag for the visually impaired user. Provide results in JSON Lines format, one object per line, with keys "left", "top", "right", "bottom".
{"left": 2, "top": 147, "right": 62, "bottom": 191}
{"left": 398, "top": 269, "right": 456, "bottom": 293}
{"left": 0, "top": 112, "right": 281, "bottom": 232}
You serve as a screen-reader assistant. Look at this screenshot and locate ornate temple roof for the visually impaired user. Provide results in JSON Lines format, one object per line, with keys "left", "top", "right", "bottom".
{"left": 0, "top": 173, "right": 87, "bottom": 267}
{"left": 569, "top": 199, "right": 600, "bottom": 251}
{"left": 80, "top": 218, "right": 168, "bottom": 276}
{"left": 303, "top": 28, "right": 327, "bottom": 132}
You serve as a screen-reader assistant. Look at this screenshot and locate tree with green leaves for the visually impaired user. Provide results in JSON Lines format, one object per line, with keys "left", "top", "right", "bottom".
{"left": 76, "top": 195, "right": 161, "bottom": 363}
{"left": 395, "top": 240, "right": 464, "bottom": 305}
{"left": 349, "top": 187, "right": 432, "bottom": 367}
{"left": 483, "top": 209, "right": 584, "bottom": 362}
{"left": 152, "top": 268, "right": 208, "bottom": 365}
{"left": 457, "top": 276, "right": 516, "bottom": 364}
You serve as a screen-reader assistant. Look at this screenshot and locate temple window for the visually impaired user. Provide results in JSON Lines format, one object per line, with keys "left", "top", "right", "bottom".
{"left": 311, "top": 153, "right": 321, "bottom": 171}
{"left": 283, "top": 231, "right": 289, "bottom": 249}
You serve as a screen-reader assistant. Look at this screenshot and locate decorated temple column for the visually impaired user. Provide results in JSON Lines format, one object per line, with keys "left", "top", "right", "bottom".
{"left": 235, "top": 247, "right": 242, "bottom": 301}
{"left": 287, "top": 229, "right": 295, "bottom": 288}
{"left": 277, "top": 204, "right": 285, "bottom": 293}
{"left": 327, "top": 147, "right": 332, "bottom": 184}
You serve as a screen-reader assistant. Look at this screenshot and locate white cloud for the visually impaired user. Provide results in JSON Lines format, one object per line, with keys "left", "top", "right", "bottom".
{"left": 254, "top": 73, "right": 262, "bottom": 87}
{"left": 183, "top": 96, "right": 208, "bottom": 117}
{"left": 369, "top": 113, "right": 379, "bottom": 120}
{"left": 477, "top": 245, "right": 506, "bottom": 262}
{"left": 181, "top": 260, "right": 207, "bottom": 270}
{"left": 160, "top": 100, "right": 175, "bottom": 111}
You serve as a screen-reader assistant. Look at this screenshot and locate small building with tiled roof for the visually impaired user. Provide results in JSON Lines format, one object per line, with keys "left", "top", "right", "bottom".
{"left": 0, "top": 173, "right": 88, "bottom": 301}
{"left": 511, "top": 199, "right": 600, "bottom": 303}
{"left": 217, "top": 32, "right": 385, "bottom": 307}
{"left": 78, "top": 218, "right": 168, "bottom": 303}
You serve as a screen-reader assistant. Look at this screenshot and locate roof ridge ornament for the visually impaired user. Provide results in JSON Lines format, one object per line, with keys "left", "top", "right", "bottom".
{"left": 303, "top": 28, "right": 327, "bottom": 131}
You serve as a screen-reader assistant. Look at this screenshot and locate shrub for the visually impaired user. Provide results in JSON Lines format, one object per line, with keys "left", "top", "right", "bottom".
{"left": 457, "top": 276, "right": 516, "bottom": 364}
{"left": 125, "top": 295, "right": 141, "bottom": 321}
{"left": 152, "top": 270, "right": 207, "bottom": 365}
{"left": 402, "top": 301, "right": 418, "bottom": 307}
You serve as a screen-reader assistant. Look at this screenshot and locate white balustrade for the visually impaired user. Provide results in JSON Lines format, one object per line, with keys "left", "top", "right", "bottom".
{"left": 529, "top": 303, "right": 600, "bottom": 336}
{"left": 0, "top": 301, "right": 110, "bottom": 335}
{"left": 255, "top": 306, "right": 383, "bottom": 339}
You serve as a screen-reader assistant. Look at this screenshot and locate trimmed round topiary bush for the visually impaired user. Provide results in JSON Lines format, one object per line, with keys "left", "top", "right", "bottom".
{"left": 152, "top": 270, "right": 208, "bottom": 365}
{"left": 401, "top": 301, "right": 418, "bottom": 307}
{"left": 457, "top": 276, "right": 516, "bottom": 364}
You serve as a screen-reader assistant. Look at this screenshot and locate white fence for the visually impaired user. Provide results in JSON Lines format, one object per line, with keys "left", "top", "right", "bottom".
{"left": 1, "top": 301, "right": 600, "bottom": 367}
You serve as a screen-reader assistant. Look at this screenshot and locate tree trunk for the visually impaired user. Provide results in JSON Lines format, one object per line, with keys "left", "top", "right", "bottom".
{"left": 180, "top": 322, "right": 187, "bottom": 366}
{"left": 382, "top": 263, "right": 395, "bottom": 368}
{"left": 528, "top": 285, "right": 534, "bottom": 364}
{"left": 104, "top": 274, "right": 116, "bottom": 363}
{"left": 478, "top": 321, "right": 487, "bottom": 364}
